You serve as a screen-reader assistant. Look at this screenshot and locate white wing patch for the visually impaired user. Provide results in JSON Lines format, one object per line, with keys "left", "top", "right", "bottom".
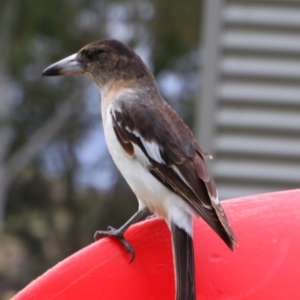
{"left": 140, "top": 137, "right": 165, "bottom": 164}
{"left": 171, "top": 165, "right": 193, "bottom": 191}
{"left": 171, "top": 166, "right": 211, "bottom": 209}
{"left": 112, "top": 99, "right": 166, "bottom": 165}
{"left": 210, "top": 190, "right": 220, "bottom": 205}
{"left": 111, "top": 105, "right": 165, "bottom": 165}
{"left": 132, "top": 143, "right": 151, "bottom": 168}
{"left": 129, "top": 128, "right": 165, "bottom": 165}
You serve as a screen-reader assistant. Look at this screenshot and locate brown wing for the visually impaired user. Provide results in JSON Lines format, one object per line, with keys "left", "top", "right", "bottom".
{"left": 111, "top": 98, "right": 237, "bottom": 249}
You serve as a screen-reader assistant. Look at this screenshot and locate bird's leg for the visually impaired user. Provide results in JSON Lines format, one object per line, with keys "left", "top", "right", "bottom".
{"left": 94, "top": 207, "right": 149, "bottom": 262}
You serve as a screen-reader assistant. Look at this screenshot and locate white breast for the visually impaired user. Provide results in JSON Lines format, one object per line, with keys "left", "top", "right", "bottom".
{"left": 102, "top": 103, "right": 195, "bottom": 236}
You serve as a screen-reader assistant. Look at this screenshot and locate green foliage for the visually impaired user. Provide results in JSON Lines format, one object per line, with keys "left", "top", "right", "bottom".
{"left": 0, "top": 0, "right": 201, "bottom": 297}
{"left": 151, "top": 0, "right": 200, "bottom": 73}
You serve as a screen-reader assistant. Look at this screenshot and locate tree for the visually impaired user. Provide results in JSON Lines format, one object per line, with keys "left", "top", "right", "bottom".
{"left": 0, "top": 0, "right": 201, "bottom": 297}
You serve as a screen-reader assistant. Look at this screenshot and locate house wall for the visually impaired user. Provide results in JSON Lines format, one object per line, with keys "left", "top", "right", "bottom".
{"left": 196, "top": 0, "right": 300, "bottom": 199}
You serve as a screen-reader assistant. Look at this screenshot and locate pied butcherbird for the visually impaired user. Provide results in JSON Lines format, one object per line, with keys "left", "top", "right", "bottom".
{"left": 43, "top": 39, "right": 237, "bottom": 300}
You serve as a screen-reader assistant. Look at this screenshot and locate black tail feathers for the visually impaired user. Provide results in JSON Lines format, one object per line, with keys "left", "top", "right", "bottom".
{"left": 171, "top": 223, "right": 196, "bottom": 300}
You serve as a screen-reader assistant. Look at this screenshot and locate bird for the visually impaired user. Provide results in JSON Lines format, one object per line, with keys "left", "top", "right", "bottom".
{"left": 43, "top": 39, "right": 237, "bottom": 300}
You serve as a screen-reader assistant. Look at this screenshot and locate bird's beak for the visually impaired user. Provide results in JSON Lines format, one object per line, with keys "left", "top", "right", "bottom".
{"left": 42, "top": 54, "right": 83, "bottom": 76}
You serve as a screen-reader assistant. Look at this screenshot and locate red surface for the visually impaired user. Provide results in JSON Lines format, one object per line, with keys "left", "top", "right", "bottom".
{"left": 13, "top": 189, "right": 300, "bottom": 300}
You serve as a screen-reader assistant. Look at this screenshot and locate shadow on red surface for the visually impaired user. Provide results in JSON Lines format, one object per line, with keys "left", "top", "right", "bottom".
{"left": 13, "top": 189, "right": 300, "bottom": 299}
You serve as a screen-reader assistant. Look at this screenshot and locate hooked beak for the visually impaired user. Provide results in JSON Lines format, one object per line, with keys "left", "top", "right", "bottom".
{"left": 42, "top": 54, "right": 83, "bottom": 76}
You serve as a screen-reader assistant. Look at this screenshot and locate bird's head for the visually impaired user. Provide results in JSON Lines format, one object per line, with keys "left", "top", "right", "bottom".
{"left": 43, "top": 39, "right": 152, "bottom": 90}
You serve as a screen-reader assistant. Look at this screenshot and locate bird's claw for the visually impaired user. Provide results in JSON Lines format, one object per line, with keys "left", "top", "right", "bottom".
{"left": 94, "top": 227, "right": 135, "bottom": 262}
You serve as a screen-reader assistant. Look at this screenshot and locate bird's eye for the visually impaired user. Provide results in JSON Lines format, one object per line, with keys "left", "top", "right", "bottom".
{"left": 85, "top": 51, "right": 96, "bottom": 60}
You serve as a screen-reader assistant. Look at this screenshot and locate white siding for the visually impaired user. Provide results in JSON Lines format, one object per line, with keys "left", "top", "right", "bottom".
{"left": 197, "top": 0, "right": 300, "bottom": 199}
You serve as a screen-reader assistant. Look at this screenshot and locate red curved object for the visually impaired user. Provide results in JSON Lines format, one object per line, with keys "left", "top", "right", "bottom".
{"left": 13, "top": 190, "right": 300, "bottom": 299}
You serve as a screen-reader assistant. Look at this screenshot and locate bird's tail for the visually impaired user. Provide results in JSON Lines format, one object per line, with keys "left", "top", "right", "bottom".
{"left": 171, "top": 222, "right": 196, "bottom": 300}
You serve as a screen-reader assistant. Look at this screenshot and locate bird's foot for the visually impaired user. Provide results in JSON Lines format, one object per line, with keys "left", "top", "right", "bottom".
{"left": 94, "top": 226, "right": 135, "bottom": 262}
